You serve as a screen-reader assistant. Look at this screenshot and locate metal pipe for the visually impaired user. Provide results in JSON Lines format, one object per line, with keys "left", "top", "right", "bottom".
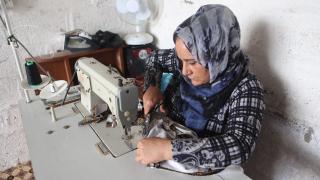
{"left": 0, "top": 0, "right": 31, "bottom": 102}
{"left": 50, "top": 106, "right": 57, "bottom": 122}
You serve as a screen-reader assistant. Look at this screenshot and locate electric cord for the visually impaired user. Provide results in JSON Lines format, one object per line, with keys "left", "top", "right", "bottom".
{"left": 13, "top": 30, "right": 75, "bottom": 104}
{"left": 0, "top": 12, "right": 56, "bottom": 81}
{"left": 11, "top": 35, "right": 51, "bottom": 75}
{"left": 0, "top": 15, "right": 5, "bottom": 28}
{"left": 10, "top": 32, "right": 76, "bottom": 104}
{"left": 1, "top": 12, "right": 74, "bottom": 103}
{"left": 61, "top": 69, "right": 77, "bottom": 105}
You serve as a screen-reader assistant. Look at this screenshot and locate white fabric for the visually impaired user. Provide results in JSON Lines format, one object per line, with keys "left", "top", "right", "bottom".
{"left": 146, "top": 114, "right": 251, "bottom": 179}
{"left": 146, "top": 118, "right": 200, "bottom": 173}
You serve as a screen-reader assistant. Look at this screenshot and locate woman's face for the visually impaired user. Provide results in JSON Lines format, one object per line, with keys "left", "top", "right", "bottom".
{"left": 175, "top": 38, "right": 210, "bottom": 86}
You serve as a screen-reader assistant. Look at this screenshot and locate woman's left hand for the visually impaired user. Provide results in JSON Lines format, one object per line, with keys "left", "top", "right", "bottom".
{"left": 136, "top": 137, "right": 173, "bottom": 165}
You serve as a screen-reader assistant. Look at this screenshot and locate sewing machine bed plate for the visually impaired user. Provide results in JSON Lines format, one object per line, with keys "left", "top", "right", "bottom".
{"left": 74, "top": 101, "right": 143, "bottom": 157}
{"left": 19, "top": 99, "right": 250, "bottom": 180}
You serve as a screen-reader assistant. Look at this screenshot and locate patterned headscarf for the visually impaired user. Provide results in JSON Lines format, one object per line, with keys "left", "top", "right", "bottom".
{"left": 173, "top": 4, "right": 248, "bottom": 131}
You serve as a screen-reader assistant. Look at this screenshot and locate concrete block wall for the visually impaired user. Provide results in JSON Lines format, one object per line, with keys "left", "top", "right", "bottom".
{"left": 1, "top": 0, "right": 319, "bottom": 179}
{"left": 149, "top": 0, "right": 320, "bottom": 179}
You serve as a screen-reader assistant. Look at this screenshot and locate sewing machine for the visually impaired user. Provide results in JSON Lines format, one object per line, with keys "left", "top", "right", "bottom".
{"left": 75, "top": 57, "right": 143, "bottom": 157}
{"left": 18, "top": 57, "right": 251, "bottom": 179}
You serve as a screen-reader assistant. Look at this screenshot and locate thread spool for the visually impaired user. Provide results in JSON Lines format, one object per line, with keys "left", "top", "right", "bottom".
{"left": 25, "top": 61, "right": 42, "bottom": 85}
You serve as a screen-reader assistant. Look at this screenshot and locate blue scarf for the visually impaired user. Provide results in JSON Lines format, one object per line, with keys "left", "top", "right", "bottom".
{"left": 173, "top": 4, "right": 248, "bottom": 131}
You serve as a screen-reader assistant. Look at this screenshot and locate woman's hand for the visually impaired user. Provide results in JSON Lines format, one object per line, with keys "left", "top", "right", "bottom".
{"left": 143, "top": 86, "right": 163, "bottom": 115}
{"left": 136, "top": 137, "right": 173, "bottom": 165}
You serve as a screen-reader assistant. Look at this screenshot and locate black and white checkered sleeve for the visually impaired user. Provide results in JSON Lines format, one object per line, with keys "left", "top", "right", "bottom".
{"left": 143, "top": 49, "right": 178, "bottom": 91}
{"left": 171, "top": 76, "right": 265, "bottom": 169}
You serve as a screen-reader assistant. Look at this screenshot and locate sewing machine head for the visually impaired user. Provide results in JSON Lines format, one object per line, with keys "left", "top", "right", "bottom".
{"left": 75, "top": 57, "right": 139, "bottom": 136}
{"left": 75, "top": 57, "right": 143, "bottom": 157}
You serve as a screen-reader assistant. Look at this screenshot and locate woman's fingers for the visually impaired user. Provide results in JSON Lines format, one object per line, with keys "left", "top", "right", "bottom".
{"left": 136, "top": 148, "right": 149, "bottom": 166}
{"left": 142, "top": 86, "right": 163, "bottom": 115}
{"left": 135, "top": 138, "right": 172, "bottom": 165}
{"left": 143, "top": 100, "right": 154, "bottom": 115}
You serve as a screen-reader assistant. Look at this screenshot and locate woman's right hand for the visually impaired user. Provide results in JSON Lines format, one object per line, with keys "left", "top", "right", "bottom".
{"left": 143, "top": 86, "right": 163, "bottom": 115}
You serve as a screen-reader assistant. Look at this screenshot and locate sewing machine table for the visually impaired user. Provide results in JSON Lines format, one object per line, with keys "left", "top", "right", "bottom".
{"left": 19, "top": 99, "right": 250, "bottom": 180}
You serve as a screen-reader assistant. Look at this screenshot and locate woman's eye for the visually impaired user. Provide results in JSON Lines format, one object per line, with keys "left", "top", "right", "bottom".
{"left": 188, "top": 61, "right": 196, "bottom": 65}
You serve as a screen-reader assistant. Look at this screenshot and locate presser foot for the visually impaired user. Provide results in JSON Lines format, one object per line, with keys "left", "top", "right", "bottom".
{"left": 78, "top": 111, "right": 108, "bottom": 126}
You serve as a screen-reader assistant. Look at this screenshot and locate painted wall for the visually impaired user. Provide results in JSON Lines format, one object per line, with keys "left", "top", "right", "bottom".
{"left": 1, "top": 0, "right": 319, "bottom": 179}
{"left": 149, "top": 0, "right": 320, "bottom": 179}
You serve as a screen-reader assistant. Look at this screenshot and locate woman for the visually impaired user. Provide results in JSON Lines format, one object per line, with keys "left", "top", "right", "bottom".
{"left": 136, "top": 4, "right": 265, "bottom": 170}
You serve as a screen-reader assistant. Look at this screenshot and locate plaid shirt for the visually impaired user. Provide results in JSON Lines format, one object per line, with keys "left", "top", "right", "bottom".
{"left": 144, "top": 49, "right": 265, "bottom": 169}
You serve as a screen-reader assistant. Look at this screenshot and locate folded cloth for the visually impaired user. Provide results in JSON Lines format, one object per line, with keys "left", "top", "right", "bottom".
{"left": 92, "top": 30, "right": 125, "bottom": 48}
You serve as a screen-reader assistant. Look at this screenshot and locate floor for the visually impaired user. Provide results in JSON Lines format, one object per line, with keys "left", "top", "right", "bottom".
{"left": 0, "top": 161, "right": 34, "bottom": 180}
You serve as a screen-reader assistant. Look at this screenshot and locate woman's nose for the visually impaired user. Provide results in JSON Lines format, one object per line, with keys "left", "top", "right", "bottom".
{"left": 182, "top": 64, "right": 190, "bottom": 76}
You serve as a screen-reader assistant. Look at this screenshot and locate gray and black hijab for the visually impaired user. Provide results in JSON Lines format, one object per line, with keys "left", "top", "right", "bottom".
{"left": 173, "top": 4, "right": 248, "bottom": 132}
